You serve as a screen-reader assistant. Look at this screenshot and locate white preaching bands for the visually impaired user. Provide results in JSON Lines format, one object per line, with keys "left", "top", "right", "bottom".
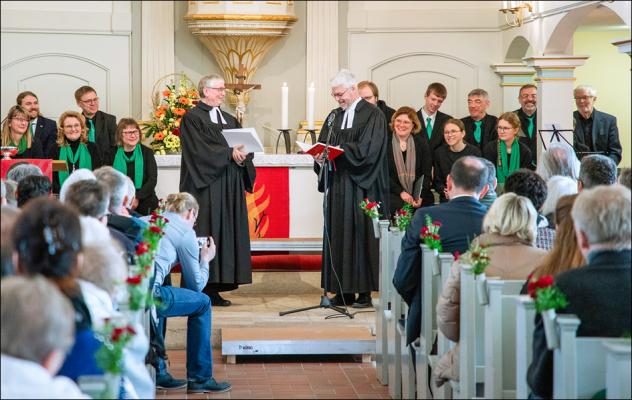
{"left": 209, "top": 107, "right": 227, "bottom": 125}
{"left": 340, "top": 97, "right": 362, "bottom": 129}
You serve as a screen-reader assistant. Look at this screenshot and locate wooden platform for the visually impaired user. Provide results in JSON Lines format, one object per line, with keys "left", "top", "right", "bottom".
{"left": 221, "top": 326, "right": 375, "bottom": 364}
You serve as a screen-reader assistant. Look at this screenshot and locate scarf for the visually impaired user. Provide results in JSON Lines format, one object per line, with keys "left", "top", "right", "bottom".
{"left": 497, "top": 139, "right": 520, "bottom": 184}
{"left": 392, "top": 134, "right": 416, "bottom": 194}
{"left": 58, "top": 142, "right": 92, "bottom": 187}
{"left": 11, "top": 135, "right": 28, "bottom": 155}
{"left": 113, "top": 144, "right": 144, "bottom": 189}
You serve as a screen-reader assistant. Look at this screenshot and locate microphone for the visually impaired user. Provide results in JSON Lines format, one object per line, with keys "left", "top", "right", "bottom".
{"left": 319, "top": 111, "right": 337, "bottom": 186}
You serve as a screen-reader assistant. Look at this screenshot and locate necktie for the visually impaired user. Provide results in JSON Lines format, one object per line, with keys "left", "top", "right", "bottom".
{"left": 88, "top": 119, "right": 95, "bottom": 143}
{"left": 30, "top": 122, "right": 36, "bottom": 137}
{"left": 473, "top": 120, "right": 483, "bottom": 143}
{"left": 426, "top": 117, "right": 433, "bottom": 139}
{"left": 526, "top": 115, "right": 534, "bottom": 139}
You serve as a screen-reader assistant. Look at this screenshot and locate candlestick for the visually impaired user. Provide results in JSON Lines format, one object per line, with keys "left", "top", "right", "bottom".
{"left": 281, "top": 82, "right": 289, "bottom": 130}
{"left": 307, "top": 82, "right": 315, "bottom": 130}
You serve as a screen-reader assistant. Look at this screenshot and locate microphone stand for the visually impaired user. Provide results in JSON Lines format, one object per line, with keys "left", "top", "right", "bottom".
{"left": 280, "top": 111, "right": 353, "bottom": 319}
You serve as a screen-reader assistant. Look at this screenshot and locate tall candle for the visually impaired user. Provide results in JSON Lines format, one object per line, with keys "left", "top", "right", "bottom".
{"left": 307, "top": 82, "right": 315, "bottom": 130}
{"left": 281, "top": 82, "right": 289, "bottom": 130}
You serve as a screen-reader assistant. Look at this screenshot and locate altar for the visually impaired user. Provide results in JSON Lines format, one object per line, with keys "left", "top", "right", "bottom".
{"left": 155, "top": 153, "right": 324, "bottom": 241}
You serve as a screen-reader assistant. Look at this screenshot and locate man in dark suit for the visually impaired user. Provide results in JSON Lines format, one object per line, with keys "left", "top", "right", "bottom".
{"left": 527, "top": 184, "right": 631, "bottom": 399}
{"left": 416, "top": 82, "right": 453, "bottom": 155}
{"left": 393, "top": 156, "right": 489, "bottom": 345}
{"left": 461, "top": 88, "right": 497, "bottom": 153}
{"left": 514, "top": 84, "right": 538, "bottom": 168}
{"left": 358, "top": 80, "right": 396, "bottom": 136}
{"left": 17, "top": 91, "right": 58, "bottom": 157}
{"left": 75, "top": 85, "right": 117, "bottom": 158}
{"left": 572, "top": 85, "right": 622, "bottom": 166}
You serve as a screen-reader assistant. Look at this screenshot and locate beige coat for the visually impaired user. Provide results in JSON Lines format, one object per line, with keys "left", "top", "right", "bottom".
{"left": 433, "top": 233, "right": 547, "bottom": 386}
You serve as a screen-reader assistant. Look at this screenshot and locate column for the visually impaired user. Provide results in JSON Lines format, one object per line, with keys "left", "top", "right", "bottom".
{"left": 491, "top": 63, "right": 535, "bottom": 112}
{"left": 524, "top": 55, "right": 588, "bottom": 161}
{"left": 141, "top": 1, "right": 175, "bottom": 120}
{"left": 306, "top": 2, "right": 339, "bottom": 120}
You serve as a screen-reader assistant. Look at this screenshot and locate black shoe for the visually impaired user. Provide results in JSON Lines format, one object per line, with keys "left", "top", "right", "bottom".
{"left": 352, "top": 293, "right": 373, "bottom": 309}
{"left": 209, "top": 293, "right": 232, "bottom": 307}
{"left": 330, "top": 293, "right": 355, "bottom": 307}
{"left": 156, "top": 372, "right": 187, "bottom": 390}
{"left": 187, "top": 377, "right": 232, "bottom": 393}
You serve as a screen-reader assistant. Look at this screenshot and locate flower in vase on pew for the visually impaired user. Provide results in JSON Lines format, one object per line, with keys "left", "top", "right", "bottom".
{"left": 527, "top": 274, "right": 569, "bottom": 313}
{"left": 459, "top": 241, "right": 491, "bottom": 275}
{"left": 95, "top": 319, "right": 136, "bottom": 374}
{"left": 393, "top": 203, "right": 413, "bottom": 231}
{"left": 420, "top": 214, "right": 443, "bottom": 252}
{"left": 359, "top": 198, "right": 381, "bottom": 219}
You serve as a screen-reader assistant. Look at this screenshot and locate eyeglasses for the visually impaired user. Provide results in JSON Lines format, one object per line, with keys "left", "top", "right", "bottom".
{"left": 63, "top": 124, "right": 82, "bottom": 130}
{"left": 123, "top": 130, "right": 139, "bottom": 136}
{"left": 81, "top": 97, "right": 99, "bottom": 104}
{"left": 331, "top": 88, "right": 349, "bottom": 99}
{"left": 207, "top": 87, "right": 226, "bottom": 91}
{"left": 497, "top": 126, "right": 515, "bottom": 132}
{"left": 444, "top": 129, "right": 463, "bottom": 136}
{"left": 11, "top": 117, "right": 29, "bottom": 123}
{"left": 574, "top": 96, "right": 593, "bottom": 101}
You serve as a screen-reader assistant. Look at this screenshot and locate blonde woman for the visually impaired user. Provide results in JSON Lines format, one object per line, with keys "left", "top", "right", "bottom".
{"left": 1, "top": 106, "right": 44, "bottom": 159}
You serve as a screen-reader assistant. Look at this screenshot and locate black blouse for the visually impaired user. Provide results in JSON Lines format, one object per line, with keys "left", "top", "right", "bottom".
{"left": 433, "top": 143, "right": 482, "bottom": 203}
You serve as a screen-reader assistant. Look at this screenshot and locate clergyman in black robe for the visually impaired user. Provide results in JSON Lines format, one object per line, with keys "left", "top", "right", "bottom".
{"left": 179, "top": 74, "right": 255, "bottom": 306}
{"left": 313, "top": 71, "right": 389, "bottom": 308}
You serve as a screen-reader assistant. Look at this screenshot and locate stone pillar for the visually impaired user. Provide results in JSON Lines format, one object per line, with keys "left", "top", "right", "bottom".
{"left": 524, "top": 55, "right": 588, "bottom": 161}
{"left": 141, "top": 1, "right": 175, "bottom": 120}
{"left": 491, "top": 63, "right": 535, "bottom": 112}
{"left": 306, "top": 2, "right": 339, "bottom": 119}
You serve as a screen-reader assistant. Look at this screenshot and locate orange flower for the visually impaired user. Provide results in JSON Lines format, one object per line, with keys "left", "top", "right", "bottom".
{"left": 154, "top": 132, "right": 165, "bottom": 141}
{"left": 155, "top": 108, "right": 166, "bottom": 118}
{"left": 173, "top": 108, "right": 186, "bottom": 116}
{"left": 178, "top": 97, "right": 189, "bottom": 105}
{"left": 162, "top": 89, "right": 171, "bottom": 97}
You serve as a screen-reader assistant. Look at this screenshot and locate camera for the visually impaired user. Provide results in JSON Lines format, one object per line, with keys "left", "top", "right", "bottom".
{"left": 197, "top": 237, "right": 209, "bottom": 248}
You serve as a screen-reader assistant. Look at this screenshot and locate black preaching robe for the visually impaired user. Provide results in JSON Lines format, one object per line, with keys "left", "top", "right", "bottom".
{"left": 50, "top": 139, "right": 103, "bottom": 194}
{"left": 461, "top": 114, "right": 498, "bottom": 153}
{"left": 315, "top": 99, "right": 389, "bottom": 294}
{"left": 433, "top": 143, "right": 482, "bottom": 203}
{"left": 179, "top": 101, "right": 255, "bottom": 293}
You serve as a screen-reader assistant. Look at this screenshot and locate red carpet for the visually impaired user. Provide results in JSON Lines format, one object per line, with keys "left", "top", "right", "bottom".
{"left": 251, "top": 253, "right": 322, "bottom": 271}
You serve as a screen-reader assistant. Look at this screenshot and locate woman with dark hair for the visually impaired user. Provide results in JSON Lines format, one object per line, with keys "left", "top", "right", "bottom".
{"left": 387, "top": 106, "right": 433, "bottom": 215}
{"left": 12, "top": 197, "right": 102, "bottom": 380}
{"left": 1, "top": 105, "right": 44, "bottom": 159}
{"left": 106, "top": 118, "right": 158, "bottom": 215}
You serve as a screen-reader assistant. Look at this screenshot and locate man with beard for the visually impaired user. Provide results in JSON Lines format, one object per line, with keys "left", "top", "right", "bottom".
{"left": 358, "top": 81, "right": 396, "bottom": 135}
{"left": 16, "top": 91, "right": 57, "bottom": 156}
{"left": 514, "top": 84, "right": 538, "bottom": 169}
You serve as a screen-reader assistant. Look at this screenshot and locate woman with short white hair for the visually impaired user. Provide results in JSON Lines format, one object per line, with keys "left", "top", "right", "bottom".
{"left": 536, "top": 141, "right": 580, "bottom": 181}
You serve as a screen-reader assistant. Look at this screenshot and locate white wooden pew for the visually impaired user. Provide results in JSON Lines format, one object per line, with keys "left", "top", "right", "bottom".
{"left": 483, "top": 280, "right": 524, "bottom": 399}
{"left": 604, "top": 341, "right": 631, "bottom": 399}
{"left": 376, "top": 220, "right": 393, "bottom": 385}
{"left": 387, "top": 229, "right": 404, "bottom": 399}
{"left": 514, "top": 295, "right": 535, "bottom": 400}
{"left": 553, "top": 315, "right": 631, "bottom": 399}
{"left": 433, "top": 253, "right": 456, "bottom": 400}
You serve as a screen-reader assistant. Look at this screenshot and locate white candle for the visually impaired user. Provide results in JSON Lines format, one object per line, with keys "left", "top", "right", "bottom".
{"left": 307, "top": 82, "right": 315, "bottom": 130}
{"left": 281, "top": 82, "right": 289, "bottom": 130}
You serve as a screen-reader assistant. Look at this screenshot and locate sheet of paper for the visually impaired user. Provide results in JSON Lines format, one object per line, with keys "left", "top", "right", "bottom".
{"left": 222, "top": 128, "right": 264, "bottom": 154}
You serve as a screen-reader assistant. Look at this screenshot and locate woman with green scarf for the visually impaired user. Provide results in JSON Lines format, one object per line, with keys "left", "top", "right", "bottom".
{"left": 107, "top": 118, "right": 158, "bottom": 216}
{"left": 483, "top": 112, "right": 533, "bottom": 193}
{"left": 1, "top": 105, "right": 45, "bottom": 159}
{"left": 49, "top": 111, "right": 102, "bottom": 194}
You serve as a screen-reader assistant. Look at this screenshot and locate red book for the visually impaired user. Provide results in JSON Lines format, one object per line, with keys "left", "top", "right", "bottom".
{"left": 296, "top": 141, "right": 345, "bottom": 161}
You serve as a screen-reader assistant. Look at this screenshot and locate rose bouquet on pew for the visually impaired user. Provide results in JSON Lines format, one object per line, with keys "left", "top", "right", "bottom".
{"left": 459, "top": 241, "right": 491, "bottom": 275}
{"left": 527, "top": 274, "right": 569, "bottom": 313}
{"left": 393, "top": 204, "right": 413, "bottom": 231}
{"left": 420, "top": 214, "right": 443, "bottom": 252}
{"left": 359, "top": 198, "right": 381, "bottom": 219}
{"left": 94, "top": 319, "right": 137, "bottom": 397}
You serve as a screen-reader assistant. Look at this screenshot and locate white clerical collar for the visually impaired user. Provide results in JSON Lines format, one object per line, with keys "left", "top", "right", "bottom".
{"left": 209, "top": 106, "right": 227, "bottom": 125}
{"left": 341, "top": 97, "right": 362, "bottom": 129}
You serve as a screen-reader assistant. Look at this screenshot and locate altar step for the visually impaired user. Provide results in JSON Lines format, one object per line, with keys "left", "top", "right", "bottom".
{"left": 221, "top": 326, "right": 375, "bottom": 364}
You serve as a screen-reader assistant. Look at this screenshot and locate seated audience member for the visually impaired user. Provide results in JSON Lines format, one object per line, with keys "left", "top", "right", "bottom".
{"left": 387, "top": 106, "right": 433, "bottom": 215}
{"left": 3, "top": 180, "right": 17, "bottom": 207}
{"left": 12, "top": 198, "right": 102, "bottom": 380}
{"left": 483, "top": 112, "right": 533, "bottom": 191}
{"left": 480, "top": 158, "right": 498, "bottom": 209}
{"left": 5, "top": 162, "right": 43, "bottom": 183}
{"left": 1, "top": 206, "right": 20, "bottom": 278}
{"left": 16, "top": 174, "right": 51, "bottom": 208}
{"left": 107, "top": 118, "right": 158, "bottom": 216}
{"left": 528, "top": 185, "right": 631, "bottom": 399}
{"left": 573, "top": 85, "right": 622, "bottom": 165}
{"left": 619, "top": 167, "right": 631, "bottom": 190}
{"left": 434, "top": 193, "right": 546, "bottom": 386}
{"left": 434, "top": 118, "right": 482, "bottom": 203}
{"left": 504, "top": 169, "right": 554, "bottom": 251}
{"left": 17, "top": 91, "right": 57, "bottom": 156}
{"left": 150, "top": 193, "right": 231, "bottom": 393}
{"left": 1, "top": 105, "right": 44, "bottom": 159}
{"left": 50, "top": 111, "right": 103, "bottom": 194}
{"left": 394, "top": 156, "right": 489, "bottom": 345}
{"left": 1, "top": 276, "right": 87, "bottom": 399}
{"left": 578, "top": 154, "right": 617, "bottom": 190}
{"left": 358, "top": 81, "right": 396, "bottom": 135}
{"left": 460, "top": 88, "right": 498, "bottom": 152}
{"left": 541, "top": 176, "right": 578, "bottom": 227}
{"left": 75, "top": 85, "right": 117, "bottom": 155}
{"left": 59, "top": 168, "right": 96, "bottom": 202}
{"left": 94, "top": 166, "right": 144, "bottom": 245}
{"left": 123, "top": 175, "right": 143, "bottom": 218}
{"left": 536, "top": 141, "right": 580, "bottom": 181}
{"left": 417, "top": 82, "right": 453, "bottom": 154}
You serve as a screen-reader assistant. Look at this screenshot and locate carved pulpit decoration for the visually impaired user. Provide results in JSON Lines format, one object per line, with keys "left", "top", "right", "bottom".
{"left": 225, "top": 64, "right": 261, "bottom": 126}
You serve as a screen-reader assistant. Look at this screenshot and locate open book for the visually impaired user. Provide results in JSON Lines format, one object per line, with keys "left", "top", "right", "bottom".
{"left": 295, "top": 141, "right": 345, "bottom": 161}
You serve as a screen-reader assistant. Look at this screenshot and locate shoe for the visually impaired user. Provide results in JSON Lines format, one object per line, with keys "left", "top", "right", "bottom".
{"left": 209, "top": 293, "right": 232, "bottom": 307}
{"left": 156, "top": 372, "right": 187, "bottom": 390}
{"left": 330, "top": 293, "right": 355, "bottom": 307}
{"left": 187, "top": 377, "right": 232, "bottom": 393}
{"left": 352, "top": 293, "right": 373, "bottom": 308}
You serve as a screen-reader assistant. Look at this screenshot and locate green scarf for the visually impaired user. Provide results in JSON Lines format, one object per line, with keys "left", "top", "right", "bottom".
{"left": 497, "top": 139, "right": 520, "bottom": 184}
{"left": 113, "top": 144, "right": 144, "bottom": 189}
{"left": 11, "top": 135, "right": 28, "bottom": 155}
{"left": 58, "top": 142, "right": 93, "bottom": 187}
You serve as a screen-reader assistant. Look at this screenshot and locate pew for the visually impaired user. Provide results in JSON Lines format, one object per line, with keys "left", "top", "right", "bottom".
{"left": 553, "top": 315, "right": 631, "bottom": 399}
{"left": 387, "top": 229, "right": 404, "bottom": 399}
{"left": 483, "top": 280, "right": 523, "bottom": 399}
{"left": 376, "top": 220, "right": 392, "bottom": 385}
{"left": 514, "top": 296, "right": 535, "bottom": 399}
{"left": 604, "top": 341, "right": 631, "bottom": 399}
{"left": 433, "top": 253, "right": 456, "bottom": 400}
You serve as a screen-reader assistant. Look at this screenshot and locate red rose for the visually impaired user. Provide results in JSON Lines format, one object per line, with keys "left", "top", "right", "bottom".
{"left": 433, "top": 221, "right": 442, "bottom": 227}
{"left": 421, "top": 226, "right": 429, "bottom": 234}
{"left": 126, "top": 275, "right": 142, "bottom": 285}
{"left": 126, "top": 326, "right": 136, "bottom": 335}
{"left": 432, "top": 234, "right": 440, "bottom": 240}
{"left": 401, "top": 210, "right": 408, "bottom": 216}
{"left": 527, "top": 280, "right": 537, "bottom": 298}
{"left": 538, "top": 275, "right": 554, "bottom": 288}
{"left": 172, "top": 128, "right": 180, "bottom": 137}
{"left": 136, "top": 242, "right": 149, "bottom": 255}
{"left": 149, "top": 226, "right": 162, "bottom": 234}
{"left": 112, "top": 327, "right": 125, "bottom": 342}
{"left": 453, "top": 251, "right": 460, "bottom": 261}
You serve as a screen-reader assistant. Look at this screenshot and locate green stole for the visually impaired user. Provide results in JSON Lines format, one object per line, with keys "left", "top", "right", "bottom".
{"left": 11, "top": 135, "right": 28, "bottom": 155}
{"left": 113, "top": 144, "right": 144, "bottom": 189}
{"left": 58, "top": 142, "right": 93, "bottom": 187}
{"left": 497, "top": 139, "right": 520, "bottom": 184}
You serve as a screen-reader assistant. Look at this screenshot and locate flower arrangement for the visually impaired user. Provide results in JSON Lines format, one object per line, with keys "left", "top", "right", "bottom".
{"left": 393, "top": 204, "right": 413, "bottom": 231}
{"left": 142, "top": 76, "right": 199, "bottom": 155}
{"left": 527, "top": 274, "right": 569, "bottom": 313}
{"left": 420, "top": 214, "right": 442, "bottom": 252}
{"left": 95, "top": 319, "right": 136, "bottom": 374}
{"left": 359, "top": 198, "right": 381, "bottom": 219}
{"left": 460, "top": 241, "right": 491, "bottom": 275}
